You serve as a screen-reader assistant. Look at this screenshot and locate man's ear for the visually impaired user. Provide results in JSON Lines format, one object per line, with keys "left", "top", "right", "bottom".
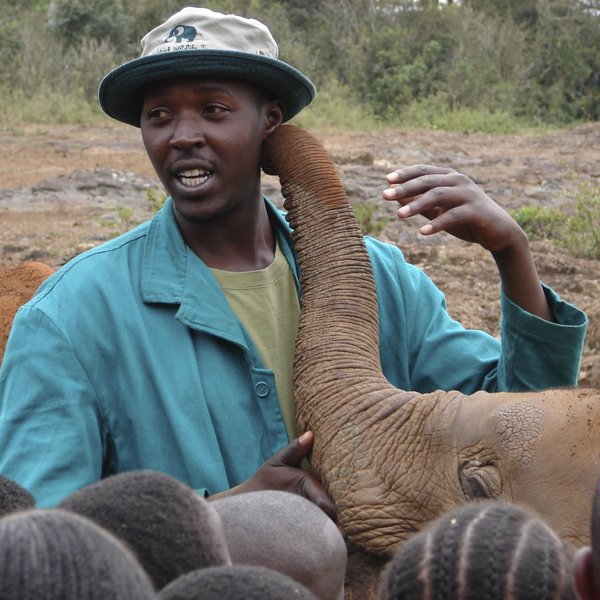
{"left": 264, "top": 100, "right": 284, "bottom": 137}
{"left": 574, "top": 546, "right": 599, "bottom": 600}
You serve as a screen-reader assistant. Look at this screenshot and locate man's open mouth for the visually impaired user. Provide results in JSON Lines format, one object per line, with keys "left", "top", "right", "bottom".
{"left": 177, "top": 169, "right": 212, "bottom": 187}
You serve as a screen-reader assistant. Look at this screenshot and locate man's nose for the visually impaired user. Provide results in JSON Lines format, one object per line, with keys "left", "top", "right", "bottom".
{"left": 170, "top": 113, "right": 205, "bottom": 149}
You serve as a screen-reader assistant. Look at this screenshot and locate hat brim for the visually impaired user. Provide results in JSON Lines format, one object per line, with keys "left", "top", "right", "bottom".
{"left": 98, "top": 50, "right": 316, "bottom": 127}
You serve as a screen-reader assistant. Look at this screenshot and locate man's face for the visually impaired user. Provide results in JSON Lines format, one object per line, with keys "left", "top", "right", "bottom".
{"left": 140, "top": 76, "right": 278, "bottom": 227}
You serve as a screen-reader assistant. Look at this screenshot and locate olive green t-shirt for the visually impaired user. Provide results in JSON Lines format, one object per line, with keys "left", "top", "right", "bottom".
{"left": 210, "top": 242, "right": 300, "bottom": 439}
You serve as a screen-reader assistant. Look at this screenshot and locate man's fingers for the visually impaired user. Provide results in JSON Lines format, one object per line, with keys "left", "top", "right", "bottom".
{"left": 386, "top": 164, "right": 453, "bottom": 184}
{"left": 271, "top": 431, "right": 314, "bottom": 468}
{"left": 300, "top": 474, "right": 338, "bottom": 523}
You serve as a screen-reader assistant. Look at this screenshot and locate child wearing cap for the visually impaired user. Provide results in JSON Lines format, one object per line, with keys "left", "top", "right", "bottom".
{"left": 0, "top": 2, "right": 587, "bottom": 583}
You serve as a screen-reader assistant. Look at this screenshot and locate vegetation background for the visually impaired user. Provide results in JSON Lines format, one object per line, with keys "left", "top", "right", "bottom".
{"left": 1, "top": 0, "right": 599, "bottom": 132}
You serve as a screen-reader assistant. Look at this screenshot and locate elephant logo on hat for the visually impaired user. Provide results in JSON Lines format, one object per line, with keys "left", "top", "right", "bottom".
{"left": 165, "top": 24, "right": 197, "bottom": 44}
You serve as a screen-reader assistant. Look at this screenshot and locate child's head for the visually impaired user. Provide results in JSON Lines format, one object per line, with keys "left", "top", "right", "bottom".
{"left": 58, "top": 470, "right": 230, "bottom": 590}
{"left": 213, "top": 490, "right": 347, "bottom": 600}
{"left": 573, "top": 475, "right": 600, "bottom": 600}
{"left": 0, "top": 508, "right": 154, "bottom": 599}
{"left": 379, "top": 500, "right": 575, "bottom": 600}
{"left": 0, "top": 474, "right": 35, "bottom": 516}
{"left": 158, "top": 564, "right": 317, "bottom": 600}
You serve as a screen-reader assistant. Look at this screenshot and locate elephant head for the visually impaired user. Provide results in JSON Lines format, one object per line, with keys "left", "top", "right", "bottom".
{"left": 261, "top": 124, "right": 600, "bottom": 559}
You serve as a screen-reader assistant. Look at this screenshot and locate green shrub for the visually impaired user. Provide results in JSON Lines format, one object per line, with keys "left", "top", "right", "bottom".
{"left": 352, "top": 203, "right": 388, "bottom": 237}
{"left": 0, "top": 87, "right": 103, "bottom": 127}
{"left": 48, "top": 0, "right": 134, "bottom": 54}
{"left": 96, "top": 203, "right": 135, "bottom": 234}
{"left": 509, "top": 205, "right": 563, "bottom": 240}
{"left": 561, "top": 184, "right": 600, "bottom": 259}
{"left": 3, "top": 0, "right": 600, "bottom": 128}
{"left": 510, "top": 184, "right": 600, "bottom": 260}
{"left": 396, "top": 91, "right": 550, "bottom": 134}
{"left": 293, "top": 80, "right": 381, "bottom": 133}
{"left": 147, "top": 188, "right": 167, "bottom": 213}
{"left": 0, "top": 18, "right": 23, "bottom": 87}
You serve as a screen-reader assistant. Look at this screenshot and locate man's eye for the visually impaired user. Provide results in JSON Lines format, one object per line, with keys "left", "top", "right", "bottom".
{"left": 203, "top": 104, "right": 227, "bottom": 115}
{"left": 148, "top": 108, "right": 170, "bottom": 120}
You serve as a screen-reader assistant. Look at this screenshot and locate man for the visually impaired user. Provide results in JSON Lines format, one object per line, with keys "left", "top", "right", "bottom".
{"left": 0, "top": 6, "right": 587, "bottom": 512}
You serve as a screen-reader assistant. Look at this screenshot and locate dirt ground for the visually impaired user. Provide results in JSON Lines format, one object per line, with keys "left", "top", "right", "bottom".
{"left": 1, "top": 121, "right": 599, "bottom": 385}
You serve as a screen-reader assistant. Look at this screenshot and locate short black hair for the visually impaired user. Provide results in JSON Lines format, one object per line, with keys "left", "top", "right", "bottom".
{"left": 158, "top": 565, "right": 317, "bottom": 599}
{"left": 58, "top": 470, "right": 230, "bottom": 590}
{"left": 0, "top": 475, "right": 35, "bottom": 517}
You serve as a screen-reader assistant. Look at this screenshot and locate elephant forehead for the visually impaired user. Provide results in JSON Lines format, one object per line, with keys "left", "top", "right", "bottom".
{"left": 492, "top": 401, "right": 545, "bottom": 467}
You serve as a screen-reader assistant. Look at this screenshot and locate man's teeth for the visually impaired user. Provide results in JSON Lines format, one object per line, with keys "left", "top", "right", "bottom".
{"left": 178, "top": 169, "right": 210, "bottom": 187}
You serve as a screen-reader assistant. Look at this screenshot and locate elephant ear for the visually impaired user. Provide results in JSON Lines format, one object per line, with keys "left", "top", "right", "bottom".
{"left": 459, "top": 459, "right": 503, "bottom": 500}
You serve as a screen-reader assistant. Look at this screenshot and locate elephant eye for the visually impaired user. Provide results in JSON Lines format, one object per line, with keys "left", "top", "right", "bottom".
{"left": 459, "top": 460, "right": 502, "bottom": 500}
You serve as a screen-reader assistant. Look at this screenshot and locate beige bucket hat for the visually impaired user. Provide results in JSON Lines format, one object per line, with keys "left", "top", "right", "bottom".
{"left": 98, "top": 7, "right": 316, "bottom": 127}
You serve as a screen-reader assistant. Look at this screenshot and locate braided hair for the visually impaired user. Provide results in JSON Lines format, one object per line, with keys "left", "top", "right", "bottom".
{"left": 0, "top": 508, "right": 154, "bottom": 599}
{"left": 379, "top": 501, "right": 576, "bottom": 600}
{"left": 591, "top": 476, "right": 600, "bottom": 590}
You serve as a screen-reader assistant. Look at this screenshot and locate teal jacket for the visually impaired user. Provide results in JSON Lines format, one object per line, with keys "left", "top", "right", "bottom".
{"left": 0, "top": 199, "right": 587, "bottom": 507}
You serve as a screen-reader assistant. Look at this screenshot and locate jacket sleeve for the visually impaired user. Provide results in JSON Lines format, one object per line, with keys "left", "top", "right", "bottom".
{"left": 0, "top": 305, "right": 106, "bottom": 508}
{"left": 370, "top": 239, "right": 588, "bottom": 394}
{"left": 495, "top": 285, "right": 587, "bottom": 390}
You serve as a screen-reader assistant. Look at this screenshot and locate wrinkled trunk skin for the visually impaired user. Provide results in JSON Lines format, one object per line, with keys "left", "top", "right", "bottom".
{"left": 262, "top": 125, "right": 600, "bottom": 599}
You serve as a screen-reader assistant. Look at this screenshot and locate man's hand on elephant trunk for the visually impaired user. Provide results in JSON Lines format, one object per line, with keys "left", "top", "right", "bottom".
{"left": 213, "top": 431, "right": 338, "bottom": 523}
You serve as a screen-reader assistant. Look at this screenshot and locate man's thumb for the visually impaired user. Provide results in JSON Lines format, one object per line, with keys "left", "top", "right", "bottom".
{"left": 274, "top": 431, "right": 313, "bottom": 467}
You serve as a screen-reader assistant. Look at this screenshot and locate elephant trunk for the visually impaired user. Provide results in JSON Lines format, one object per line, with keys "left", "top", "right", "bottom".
{"left": 261, "top": 125, "right": 396, "bottom": 426}
{"left": 262, "top": 125, "right": 417, "bottom": 540}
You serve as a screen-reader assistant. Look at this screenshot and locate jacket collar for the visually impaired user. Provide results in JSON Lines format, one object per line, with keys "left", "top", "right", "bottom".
{"left": 140, "top": 197, "right": 298, "bottom": 341}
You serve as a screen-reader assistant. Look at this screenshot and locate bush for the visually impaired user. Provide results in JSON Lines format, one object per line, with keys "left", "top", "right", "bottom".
{"left": 47, "top": 0, "right": 135, "bottom": 54}
{"left": 561, "top": 184, "right": 600, "bottom": 259}
{"left": 397, "top": 94, "right": 537, "bottom": 134}
{"left": 147, "top": 188, "right": 167, "bottom": 213}
{"left": 2, "top": 0, "right": 599, "bottom": 130}
{"left": 510, "top": 183, "right": 600, "bottom": 260}
{"left": 293, "top": 80, "right": 381, "bottom": 133}
{"left": 0, "top": 17, "right": 23, "bottom": 87}
{"left": 509, "top": 205, "right": 564, "bottom": 240}
{"left": 352, "top": 203, "right": 389, "bottom": 237}
{"left": 0, "top": 87, "right": 103, "bottom": 127}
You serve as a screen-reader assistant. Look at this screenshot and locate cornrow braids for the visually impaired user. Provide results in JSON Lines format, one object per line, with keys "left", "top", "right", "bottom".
{"left": 591, "top": 476, "right": 600, "bottom": 590}
{"left": 0, "top": 509, "right": 155, "bottom": 599}
{"left": 378, "top": 501, "right": 576, "bottom": 600}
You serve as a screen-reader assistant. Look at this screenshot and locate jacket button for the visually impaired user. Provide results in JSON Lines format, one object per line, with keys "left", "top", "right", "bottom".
{"left": 255, "top": 381, "right": 270, "bottom": 397}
